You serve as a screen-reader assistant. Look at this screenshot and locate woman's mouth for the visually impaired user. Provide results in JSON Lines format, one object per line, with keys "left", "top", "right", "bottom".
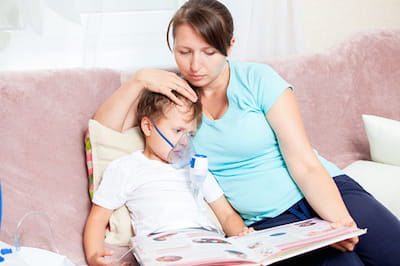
{"left": 189, "top": 74, "right": 204, "bottom": 81}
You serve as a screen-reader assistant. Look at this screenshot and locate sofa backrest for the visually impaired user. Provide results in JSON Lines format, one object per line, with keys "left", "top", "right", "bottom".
{"left": 0, "top": 30, "right": 399, "bottom": 264}
{"left": 0, "top": 68, "right": 121, "bottom": 264}
{"left": 266, "top": 30, "right": 400, "bottom": 168}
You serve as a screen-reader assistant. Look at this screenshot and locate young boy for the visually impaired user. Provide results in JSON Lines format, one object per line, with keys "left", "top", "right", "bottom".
{"left": 83, "top": 90, "right": 252, "bottom": 266}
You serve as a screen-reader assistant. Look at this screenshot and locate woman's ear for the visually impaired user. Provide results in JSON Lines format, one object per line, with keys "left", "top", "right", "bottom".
{"left": 227, "top": 37, "right": 236, "bottom": 56}
{"left": 141, "top": 117, "right": 152, "bottom": 136}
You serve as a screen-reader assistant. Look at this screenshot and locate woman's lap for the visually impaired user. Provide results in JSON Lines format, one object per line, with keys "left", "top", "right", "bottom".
{"left": 334, "top": 175, "right": 400, "bottom": 265}
{"left": 249, "top": 174, "right": 400, "bottom": 266}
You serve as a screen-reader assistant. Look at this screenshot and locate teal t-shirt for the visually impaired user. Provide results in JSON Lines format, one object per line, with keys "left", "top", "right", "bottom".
{"left": 193, "top": 60, "right": 343, "bottom": 225}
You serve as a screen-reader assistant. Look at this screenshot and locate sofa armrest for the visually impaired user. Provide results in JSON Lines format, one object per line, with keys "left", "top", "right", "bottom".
{"left": 343, "top": 160, "right": 400, "bottom": 219}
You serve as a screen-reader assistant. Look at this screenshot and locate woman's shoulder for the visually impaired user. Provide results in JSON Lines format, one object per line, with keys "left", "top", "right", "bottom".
{"left": 229, "top": 60, "right": 276, "bottom": 77}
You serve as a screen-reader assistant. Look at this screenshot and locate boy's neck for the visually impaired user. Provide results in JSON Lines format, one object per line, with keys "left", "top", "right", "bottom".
{"left": 142, "top": 147, "right": 169, "bottom": 164}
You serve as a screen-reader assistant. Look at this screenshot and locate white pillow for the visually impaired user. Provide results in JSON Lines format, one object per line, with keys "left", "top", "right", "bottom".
{"left": 362, "top": 114, "right": 400, "bottom": 166}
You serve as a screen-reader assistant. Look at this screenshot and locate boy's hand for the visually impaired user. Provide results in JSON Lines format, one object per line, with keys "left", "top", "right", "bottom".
{"left": 88, "top": 250, "right": 117, "bottom": 266}
{"left": 237, "top": 226, "right": 255, "bottom": 236}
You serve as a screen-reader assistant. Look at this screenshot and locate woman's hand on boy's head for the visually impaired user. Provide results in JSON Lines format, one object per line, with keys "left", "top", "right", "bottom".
{"left": 237, "top": 226, "right": 255, "bottom": 237}
{"left": 133, "top": 68, "right": 197, "bottom": 105}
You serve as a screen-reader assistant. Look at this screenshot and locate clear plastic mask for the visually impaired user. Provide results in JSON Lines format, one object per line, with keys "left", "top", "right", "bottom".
{"left": 152, "top": 123, "right": 195, "bottom": 168}
{"left": 167, "top": 133, "right": 195, "bottom": 168}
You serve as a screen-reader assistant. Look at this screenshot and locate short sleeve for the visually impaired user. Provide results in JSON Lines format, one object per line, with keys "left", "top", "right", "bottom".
{"left": 253, "top": 64, "right": 293, "bottom": 114}
{"left": 201, "top": 172, "right": 224, "bottom": 203}
{"left": 92, "top": 162, "right": 129, "bottom": 210}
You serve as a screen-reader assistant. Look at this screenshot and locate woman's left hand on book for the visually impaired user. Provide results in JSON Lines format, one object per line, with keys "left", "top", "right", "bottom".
{"left": 329, "top": 220, "right": 359, "bottom": 252}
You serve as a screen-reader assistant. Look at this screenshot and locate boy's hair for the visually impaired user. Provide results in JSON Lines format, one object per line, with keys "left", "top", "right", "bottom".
{"left": 137, "top": 89, "right": 202, "bottom": 130}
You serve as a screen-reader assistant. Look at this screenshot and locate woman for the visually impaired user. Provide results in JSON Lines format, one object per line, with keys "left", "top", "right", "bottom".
{"left": 94, "top": 0, "right": 400, "bottom": 265}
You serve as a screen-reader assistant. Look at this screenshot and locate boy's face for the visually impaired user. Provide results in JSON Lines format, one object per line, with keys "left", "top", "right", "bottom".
{"left": 142, "top": 104, "right": 198, "bottom": 163}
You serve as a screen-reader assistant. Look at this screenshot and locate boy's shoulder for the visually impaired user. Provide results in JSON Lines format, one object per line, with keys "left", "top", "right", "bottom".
{"left": 107, "top": 150, "right": 144, "bottom": 170}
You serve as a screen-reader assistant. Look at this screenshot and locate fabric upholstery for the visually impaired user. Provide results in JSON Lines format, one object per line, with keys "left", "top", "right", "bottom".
{"left": 266, "top": 30, "right": 400, "bottom": 168}
{"left": 1, "top": 30, "right": 399, "bottom": 265}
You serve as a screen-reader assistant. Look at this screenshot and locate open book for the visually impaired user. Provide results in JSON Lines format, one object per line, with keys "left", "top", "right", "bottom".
{"left": 130, "top": 218, "right": 366, "bottom": 266}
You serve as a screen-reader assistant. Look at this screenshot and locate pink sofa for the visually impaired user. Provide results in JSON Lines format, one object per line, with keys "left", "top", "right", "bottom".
{"left": 1, "top": 30, "right": 399, "bottom": 265}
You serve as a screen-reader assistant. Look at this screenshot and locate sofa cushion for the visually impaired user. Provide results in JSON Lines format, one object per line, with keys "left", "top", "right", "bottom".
{"left": 343, "top": 160, "right": 400, "bottom": 219}
{"left": 0, "top": 69, "right": 122, "bottom": 264}
{"left": 266, "top": 30, "right": 400, "bottom": 169}
{"left": 87, "top": 119, "right": 144, "bottom": 246}
{"left": 362, "top": 114, "right": 400, "bottom": 166}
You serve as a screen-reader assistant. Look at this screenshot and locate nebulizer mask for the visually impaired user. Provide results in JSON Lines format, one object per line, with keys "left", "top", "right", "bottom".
{"left": 167, "top": 133, "right": 196, "bottom": 169}
{"left": 153, "top": 124, "right": 208, "bottom": 206}
{"left": 152, "top": 123, "right": 195, "bottom": 168}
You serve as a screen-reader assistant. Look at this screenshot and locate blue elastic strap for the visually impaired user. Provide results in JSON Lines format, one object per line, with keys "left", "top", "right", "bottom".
{"left": 152, "top": 123, "right": 175, "bottom": 148}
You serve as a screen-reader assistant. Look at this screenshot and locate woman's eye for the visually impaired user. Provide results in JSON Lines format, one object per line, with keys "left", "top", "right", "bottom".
{"left": 179, "top": 51, "right": 190, "bottom": 55}
{"left": 205, "top": 51, "right": 216, "bottom": 55}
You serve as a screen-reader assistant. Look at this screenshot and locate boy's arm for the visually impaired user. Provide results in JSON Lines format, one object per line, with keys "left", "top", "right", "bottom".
{"left": 208, "top": 196, "right": 253, "bottom": 237}
{"left": 83, "top": 204, "right": 115, "bottom": 266}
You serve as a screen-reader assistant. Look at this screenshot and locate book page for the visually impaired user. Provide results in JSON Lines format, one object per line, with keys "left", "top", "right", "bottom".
{"left": 131, "top": 228, "right": 259, "bottom": 266}
{"left": 131, "top": 218, "right": 366, "bottom": 266}
{"left": 228, "top": 218, "right": 367, "bottom": 265}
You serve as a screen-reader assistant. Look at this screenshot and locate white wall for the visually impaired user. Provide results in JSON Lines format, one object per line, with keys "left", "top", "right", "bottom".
{"left": 1, "top": 0, "right": 399, "bottom": 71}
{"left": 0, "top": 0, "right": 181, "bottom": 71}
{"left": 301, "top": 0, "right": 400, "bottom": 54}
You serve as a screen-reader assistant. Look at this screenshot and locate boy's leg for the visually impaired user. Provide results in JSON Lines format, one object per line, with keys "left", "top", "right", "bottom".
{"left": 334, "top": 174, "right": 400, "bottom": 266}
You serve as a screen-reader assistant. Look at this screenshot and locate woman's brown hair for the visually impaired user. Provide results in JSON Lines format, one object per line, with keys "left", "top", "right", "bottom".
{"left": 166, "top": 0, "right": 234, "bottom": 56}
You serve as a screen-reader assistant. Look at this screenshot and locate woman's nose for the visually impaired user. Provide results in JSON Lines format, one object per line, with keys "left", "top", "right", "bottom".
{"left": 190, "top": 53, "right": 201, "bottom": 72}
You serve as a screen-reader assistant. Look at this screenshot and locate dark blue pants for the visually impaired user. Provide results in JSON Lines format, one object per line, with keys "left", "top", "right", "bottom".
{"left": 249, "top": 175, "right": 400, "bottom": 266}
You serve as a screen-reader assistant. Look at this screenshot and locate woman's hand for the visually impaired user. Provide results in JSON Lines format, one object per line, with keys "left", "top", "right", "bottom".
{"left": 133, "top": 68, "right": 198, "bottom": 105}
{"left": 329, "top": 220, "right": 359, "bottom": 252}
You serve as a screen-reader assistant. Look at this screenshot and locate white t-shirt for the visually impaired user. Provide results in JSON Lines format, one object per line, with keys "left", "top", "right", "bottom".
{"left": 93, "top": 151, "right": 223, "bottom": 236}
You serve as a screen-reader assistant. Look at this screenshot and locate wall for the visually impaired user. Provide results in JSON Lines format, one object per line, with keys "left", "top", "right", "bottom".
{"left": 1, "top": 1, "right": 399, "bottom": 71}
{"left": 301, "top": 0, "right": 400, "bottom": 54}
{"left": 0, "top": 1, "right": 182, "bottom": 71}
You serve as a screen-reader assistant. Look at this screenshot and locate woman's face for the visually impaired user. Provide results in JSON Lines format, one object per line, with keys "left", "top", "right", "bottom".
{"left": 173, "top": 23, "right": 229, "bottom": 88}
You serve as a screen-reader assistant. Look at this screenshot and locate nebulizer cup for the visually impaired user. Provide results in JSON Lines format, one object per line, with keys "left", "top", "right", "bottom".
{"left": 189, "top": 154, "right": 209, "bottom": 208}
{"left": 166, "top": 133, "right": 208, "bottom": 207}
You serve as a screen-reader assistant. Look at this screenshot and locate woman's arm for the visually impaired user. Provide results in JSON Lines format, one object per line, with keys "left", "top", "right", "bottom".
{"left": 83, "top": 204, "right": 115, "bottom": 266}
{"left": 267, "top": 88, "right": 358, "bottom": 251}
{"left": 208, "top": 196, "right": 253, "bottom": 237}
{"left": 93, "top": 69, "right": 196, "bottom": 132}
